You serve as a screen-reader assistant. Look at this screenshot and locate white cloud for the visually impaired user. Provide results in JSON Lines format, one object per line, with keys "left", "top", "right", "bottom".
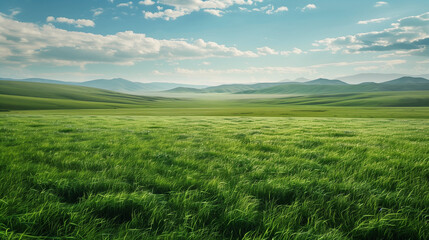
{"left": 143, "top": 9, "right": 189, "bottom": 20}
{"left": 143, "top": 0, "right": 261, "bottom": 20}
{"left": 275, "top": 6, "right": 288, "bottom": 13}
{"left": 46, "top": 16, "right": 95, "bottom": 28}
{"left": 374, "top": 2, "right": 388, "bottom": 7}
{"left": 257, "top": 46, "right": 278, "bottom": 55}
{"left": 264, "top": 5, "right": 275, "bottom": 15}
{"left": 251, "top": 4, "right": 287, "bottom": 15}
{"left": 280, "top": 48, "right": 304, "bottom": 55}
{"left": 157, "top": 6, "right": 164, "bottom": 10}
{"left": 91, "top": 8, "right": 104, "bottom": 17}
{"left": 139, "top": 0, "right": 155, "bottom": 5}
{"left": 117, "top": 1, "right": 133, "bottom": 8}
{"left": 358, "top": 17, "right": 389, "bottom": 24}
{"left": 0, "top": 14, "right": 257, "bottom": 67}
{"left": 10, "top": 8, "right": 21, "bottom": 17}
{"left": 313, "top": 12, "right": 429, "bottom": 56}
{"left": 302, "top": 4, "right": 316, "bottom": 12}
{"left": 257, "top": 47, "right": 304, "bottom": 56}
{"left": 238, "top": 7, "right": 251, "bottom": 12}
{"left": 204, "top": 9, "right": 224, "bottom": 17}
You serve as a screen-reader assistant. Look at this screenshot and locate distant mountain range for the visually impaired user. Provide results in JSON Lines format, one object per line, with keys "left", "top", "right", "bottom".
{"left": 0, "top": 77, "right": 208, "bottom": 93}
{"left": 280, "top": 73, "right": 429, "bottom": 84}
{"left": 2, "top": 74, "right": 429, "bottom": 95}
{"left": 167, "top": 77, "right": 429, "bottom": 94}
{"left": 336, "top": 73, "right": 429, "bottom": 84}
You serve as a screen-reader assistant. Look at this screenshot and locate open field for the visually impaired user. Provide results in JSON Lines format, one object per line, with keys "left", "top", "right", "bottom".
{"left": 1, "top": 80, "right": 429, "bottom": 111}
{"left": 1, "top": 115, "right": 428, "bottom": 239}
{"left": 5, "top": 106, "right": 429, "bottom": 118}
{"left": 1, "top": 80, "right": 429, "bottom": 119}
{"left": 3, "top": 1, "right": 429, "bottom": 239}
{"left": 1, "top": 80, "right": 428, "bottom": 239}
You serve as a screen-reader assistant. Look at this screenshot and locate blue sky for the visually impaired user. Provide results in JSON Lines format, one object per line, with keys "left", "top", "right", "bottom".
{"left": 0, "top": 0, "right": 428, "bottom": 84}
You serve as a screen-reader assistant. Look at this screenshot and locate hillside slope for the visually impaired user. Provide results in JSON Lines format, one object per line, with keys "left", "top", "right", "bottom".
{"left": 167, "top": 82, "right": 289, "bottom": 93}
{"left": 238, "top": 77, "right": 429, "bottom": 94}
{"left": 258, "top": 91, "right": 429, "bottom": 107}
{"left": 0, "top": 81, "right": 165, "bottom": 110}
{"left": 0, "top": 77, "right": 208, "bottom": 93}
{"left": 382, "top": 77, "right": 429, "bottom": 85}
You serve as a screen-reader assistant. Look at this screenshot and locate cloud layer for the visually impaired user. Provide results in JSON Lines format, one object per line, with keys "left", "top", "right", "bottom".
{"left": 357, "top": 17, "right": 389, "bottom": 25}
{"left": 143, "top": 0, "right": 264, "bottom": 20}
{"left": 46, "top": 16, "right": 95, "bottom": 28}
{"left": 0, "top": 14, "right": 257, "bottom": 67}
{"left": 314, "top": 12, "right": 429, "bottom": 56}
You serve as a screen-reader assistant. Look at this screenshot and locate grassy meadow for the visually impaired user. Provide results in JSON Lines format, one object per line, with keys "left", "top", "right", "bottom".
{"left": 1, "top": 115, "right": 428, "bottom": 239}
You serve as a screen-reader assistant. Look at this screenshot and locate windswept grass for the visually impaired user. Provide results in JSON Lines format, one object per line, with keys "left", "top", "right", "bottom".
{"left": 1, "top": 115, "right": 428, "bottom": 239}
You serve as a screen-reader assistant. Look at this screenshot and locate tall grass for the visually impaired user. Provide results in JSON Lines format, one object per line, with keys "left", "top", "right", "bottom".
{"left": 0, "top": 115, "right": 428, "bottom": 239}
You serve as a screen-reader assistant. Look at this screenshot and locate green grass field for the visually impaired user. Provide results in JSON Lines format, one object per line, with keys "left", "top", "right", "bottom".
{"left": 1, "top": 115, "right": 428, "bottom": 239}
{"left": 1, "top": 81, "right": 428, "bottom": 239}
{"left": 1, "top": 80, "right": 429, "bottom": 119}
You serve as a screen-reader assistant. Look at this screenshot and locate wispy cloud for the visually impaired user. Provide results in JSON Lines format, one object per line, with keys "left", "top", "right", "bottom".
{"left": 302, "top": 4, "right": 316, "bottom": 12}
{"left": 91, "top": 8, "right": 104, "bottom": 17}
{"left": 139, "top": 0, "right": 155, "bottom": 5}
{"left": 374, "top": 1, "right": 388, "bottom": 7}
{"left": 249, "top": 5, "right": 288, "bottom": 15}
{"left": 358, "top": 17, "right": 389, "bottom": 24}
{"left": 275, "top": 6, "right": 289, "bottom": 13}
{"left": 204, "top": 9, "right": 224, "bottom": 17}
{"left": 10, "top": 8, "right": 21, "bottom": 17}
{"left": 280, "top": 48, "right": 304, "bottom": 56}
{"left": 256, "top": 47, "right": 304, "bottom": 56}
{"left": 46, "top": 16, "right": 95, "bottom": 28}
{"left": 117, "top": 1, "right": 133, "bottom": 8}
{"left": 143, "top": 0, "right": 263, "bottom": 20}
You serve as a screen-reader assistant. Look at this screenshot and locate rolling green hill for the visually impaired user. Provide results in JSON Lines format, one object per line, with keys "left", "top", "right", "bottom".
{"left": 166, "top": 79, "right": 349, "bottom": 94}
{"left": 165, "top": 87, "right": 205, "bottom": 93}
{"left": 257, "top": 91, "right": 429, "bottom": 107}
{"left": 0, "top": 77, "right": 208, "bottom": 93}
{"left": 203, "top": 82, "right": 286, "bottom": 93}
{"left": 303, "top": 78, "right": 348, "bottom": 85}
{"left": 167, "top": 82, "right": 293, "bottom": 93}
{"left": 78, "top": 78, "right": 208, "bottom": 93}
{"left": 382, "top": 76, "right": 429, "bottom": 85}
{"left": 238, "top": 83, "right": 374, "bottom": 94}
{"left": 0, "top": 80, "right": 166, "bottom": 110}
{"left": 2, "top": 80, "right": 428, "bottom": 115}
{"left": 167, "top": 77, "right": 429, "bottom": 94}
{"left": 238, "top": 78, "right": 429, "bottom": 94}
